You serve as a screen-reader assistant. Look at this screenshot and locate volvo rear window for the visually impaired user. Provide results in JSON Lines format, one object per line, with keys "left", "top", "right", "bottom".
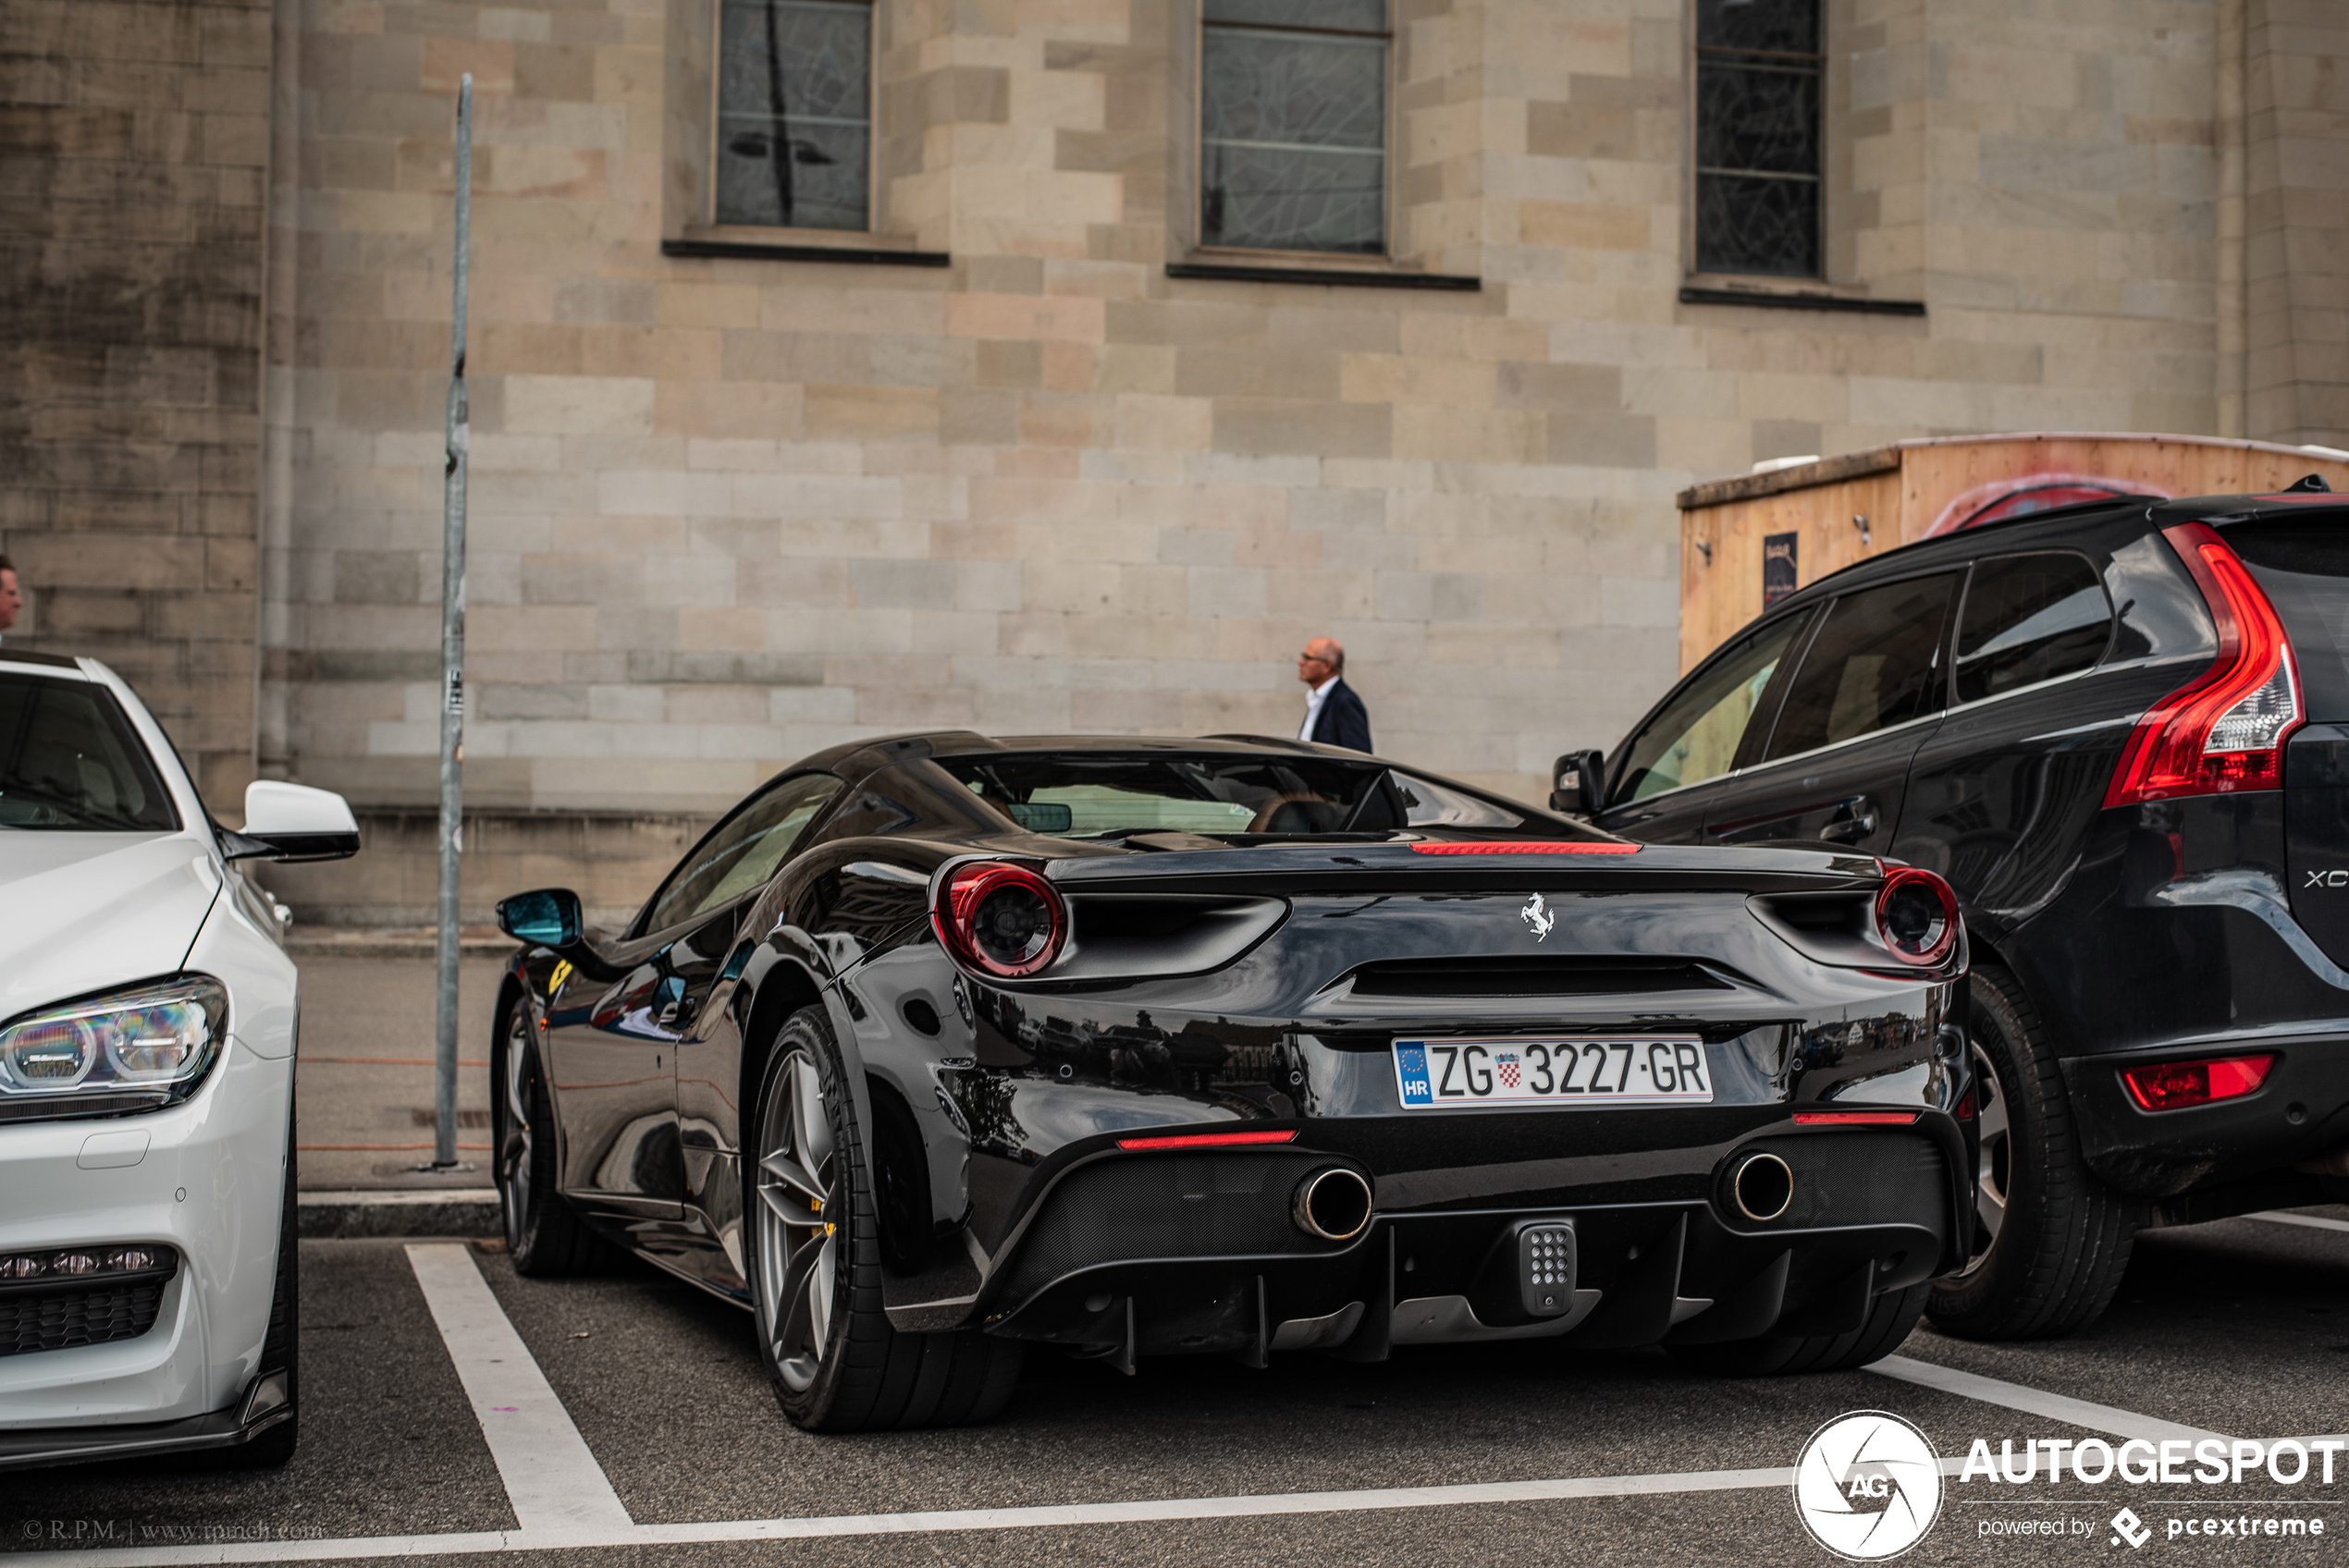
{"left": 938, "top": 753, "right": 1537, "bottom": 838}
{"left": 2229, "top": 520, "right": 2349, "bottom": 721}
{"left": 1952, "top": 553, "right": 2112, "bottom": 704}
{"left": 0, "top": 673, "right": 178, "bottom": 831}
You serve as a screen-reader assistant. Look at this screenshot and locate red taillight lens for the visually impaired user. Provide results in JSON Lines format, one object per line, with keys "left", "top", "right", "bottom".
{"left": 1953, "top": 1089, "right": 1975, "bottom": 1121}
{"left": 2104, "top": 524, "right": 2302, "bottom": 808}
{"left": 1874, "top": 868, "right": 1960, "bottom": 967}
{"left": 1792, "top": 1110, "right": 1921, "bottom": 1125}
{"left": 1114, "top": 1128, "right": 1297, "bottom": 1151}
{"left": 932, "top": 861, "right": 1065, "bottom": 979}
{"left": 2121, "top": 1052, "right": 2276, "bottom": 1112}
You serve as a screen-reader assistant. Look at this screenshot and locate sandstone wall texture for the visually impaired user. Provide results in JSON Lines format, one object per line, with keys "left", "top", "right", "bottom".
{"left": 1, "top": 0, "right": 274, "bottom": 803}
{"left": 6, "top": 0, "right": 2347, "bottom": 922}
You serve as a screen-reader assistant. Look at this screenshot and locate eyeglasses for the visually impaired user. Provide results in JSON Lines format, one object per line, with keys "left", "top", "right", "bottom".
{"left": 1297, "top": 652, "right": 1331, "bottom": 665}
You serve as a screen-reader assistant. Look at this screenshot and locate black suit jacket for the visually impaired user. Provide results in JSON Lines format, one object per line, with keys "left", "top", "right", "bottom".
{"left": 1307, "top": 679, "right": 1373, "bottom": 753}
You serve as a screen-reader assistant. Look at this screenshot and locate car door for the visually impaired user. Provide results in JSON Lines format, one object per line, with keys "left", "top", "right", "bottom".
{"left": 547, "top": 772, "right": 842, "bottom": 1233}
{"left": 663, "top": 772, "right": 845, "bottom": 1288}
{"left": 1701, "top": 570, "right": 1963, "bottom": 854}
{"left": 1892, "top": 551, "right": 2119, "bottom": 934}
{"left": 1595, "top": 607, "right": 1817, "bottom": 844}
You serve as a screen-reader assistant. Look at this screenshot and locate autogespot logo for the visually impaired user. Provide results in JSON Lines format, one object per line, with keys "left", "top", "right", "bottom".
{"left": 1793, "top": 1411, "right": 1945, "bottom": 1561}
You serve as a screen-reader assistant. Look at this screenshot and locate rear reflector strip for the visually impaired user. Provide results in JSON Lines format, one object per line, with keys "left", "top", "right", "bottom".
{"left": 1409, "top": 841, "right": 1642, "bottom": 855}
{"left": 1114, "top": 1129, "right": 1298, "bottom": 1151}
{"left": 1791, "top": 1110, "right": 1921, "bottom": 1126}
{"left": 2121, "top": 1053, "right": 2276, "bottom": 1112}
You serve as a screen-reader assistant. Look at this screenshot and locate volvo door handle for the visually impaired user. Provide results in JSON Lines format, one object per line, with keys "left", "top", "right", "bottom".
{"left": 658, "top": 994, "right": 699, "bottom": 1028}
{"left": 1816, "top": 796, "right": 1878, "bottom": 843}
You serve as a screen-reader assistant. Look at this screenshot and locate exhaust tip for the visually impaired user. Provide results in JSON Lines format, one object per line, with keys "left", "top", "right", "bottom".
{"left": 1731, "top": 1151, "right": 1794, "bottom": 1223}
{"left": 1292, "top": 1167, "right": 1373, "bottom": 1241}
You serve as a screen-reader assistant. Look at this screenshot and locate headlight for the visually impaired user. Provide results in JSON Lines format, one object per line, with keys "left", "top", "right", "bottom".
{"left": 0, "top": 976, "right": 228, "bottom": 1120}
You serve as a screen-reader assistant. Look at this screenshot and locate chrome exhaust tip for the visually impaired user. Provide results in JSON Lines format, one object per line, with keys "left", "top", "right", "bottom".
{"left": 1731, "top": 1151, "right": 1794, "bottom": 1222}
{"left": 1291, "top": 1167, "right": 1373, "bottom": 1241}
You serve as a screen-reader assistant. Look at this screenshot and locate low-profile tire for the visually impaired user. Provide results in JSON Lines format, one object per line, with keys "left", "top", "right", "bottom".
{"left": 224, "top": 1096, "right": 299, "bottom": 1470}
{"left": 1926, "top": 964, "right": 2137, "bottom": 1340}
{"left": 1666, "top": 1282, "right": 1929, "bottom": 1377}
{"left": 493, "top": 995, "right": 611, "bottom": 1278}
{"left": 747, "top": 1004, "right": 1023, "bottom": 1433}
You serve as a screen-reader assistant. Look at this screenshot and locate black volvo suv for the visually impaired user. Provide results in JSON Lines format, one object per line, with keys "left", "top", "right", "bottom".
{"left": 1556, "top": 481, "right": 2349, "bottom": 1339}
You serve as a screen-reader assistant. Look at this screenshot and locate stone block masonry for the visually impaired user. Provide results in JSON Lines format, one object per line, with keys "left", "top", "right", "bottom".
{"left": 6, "top": 0, "right": 2345, "bottom": 934}
{"left": 1, "top": 0, "right": 274, "bottom": 804}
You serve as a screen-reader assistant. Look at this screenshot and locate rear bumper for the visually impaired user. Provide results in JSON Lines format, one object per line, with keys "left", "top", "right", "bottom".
{"left": 2063, "top": 1032, "right": 2349, "bottom": 1198}
{"left": 979, "top": 1120, "right": 1962, "bottom": 1357}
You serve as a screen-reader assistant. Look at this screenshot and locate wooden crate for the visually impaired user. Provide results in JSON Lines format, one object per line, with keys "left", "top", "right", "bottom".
{"left": 1675, "top": 434, "right": 2349, "bottom": 674}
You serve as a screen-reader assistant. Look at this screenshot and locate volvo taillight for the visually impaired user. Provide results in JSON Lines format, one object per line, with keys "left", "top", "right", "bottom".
{"left": 2104, "top": 523, "right": 2303, "bottom": 807}
{"left": 932, "top": 861, "right": 1066, "bottom": 979}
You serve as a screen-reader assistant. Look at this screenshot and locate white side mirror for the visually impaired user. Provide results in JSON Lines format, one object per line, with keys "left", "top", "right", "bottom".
{"left": 232, "top": 782, "right": 362, "bottom": 862}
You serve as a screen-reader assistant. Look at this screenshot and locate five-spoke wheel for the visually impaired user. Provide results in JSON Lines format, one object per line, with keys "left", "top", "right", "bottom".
{"left": 755, "top": 1047, "right": 839, "bottom": 1392}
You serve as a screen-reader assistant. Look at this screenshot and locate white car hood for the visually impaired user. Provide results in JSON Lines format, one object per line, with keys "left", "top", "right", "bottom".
{"left": 0, "top": 833, "right": 221, "bottom": 1020}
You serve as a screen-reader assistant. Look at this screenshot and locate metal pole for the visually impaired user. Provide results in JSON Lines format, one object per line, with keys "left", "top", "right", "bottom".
{"left": 432, "top": 74, "right": 473, "bottom": 1170}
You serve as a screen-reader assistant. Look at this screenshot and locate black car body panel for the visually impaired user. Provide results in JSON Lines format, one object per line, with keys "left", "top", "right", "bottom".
{"left": 1591, "top": 488, "right": 2349, "bottom": 1219}
{"left": 500, "top": 735, "right": 1971, "bottom": 1362}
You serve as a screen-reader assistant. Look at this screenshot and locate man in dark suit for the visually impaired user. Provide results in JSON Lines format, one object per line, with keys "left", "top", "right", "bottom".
{"left": 1297, "top": 637, "right": 1372, "bottom": 753}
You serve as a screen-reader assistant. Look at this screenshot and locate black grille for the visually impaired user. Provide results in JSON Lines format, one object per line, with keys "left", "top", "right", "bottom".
{"left": 996, "top": 1151, "right": 1348, "bottom": 1305}
{"left": 1347, "top": 957, "right": 1733, "bottom": 998}
{"left": 1, "top": 1280, "right": 168, "bottom": 1356}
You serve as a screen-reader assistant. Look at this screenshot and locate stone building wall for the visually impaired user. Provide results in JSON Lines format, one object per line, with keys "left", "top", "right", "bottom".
{"left": 1, "top": 0, "right": 273, "bottom": 804}
{"left": 257, "top": 0, "right": 2322, "bottom": 843}
{"left": 6, "top": 0, "right": 2347, "bottom": 927}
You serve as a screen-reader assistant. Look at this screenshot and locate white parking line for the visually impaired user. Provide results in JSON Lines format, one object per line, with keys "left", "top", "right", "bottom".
{"left": 2249, "top": 1210, "right": 2349, "bottom": 1236}
{"left": 1868, "top": 1354, "right": 2223, "bottom": 1442}
{"left": 11, "top": 1464, "right": 1803, "bottom": 1566}
{"left": 402, "top": 1243, "right": 633, "bottom": 1533}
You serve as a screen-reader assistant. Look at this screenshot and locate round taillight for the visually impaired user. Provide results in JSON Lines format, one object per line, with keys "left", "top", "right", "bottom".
{"left": 1874, "top": 868, "right": 1960, "bottom": 967}
{"left": 933, "top": 862, "right": 1065, "bottom": 979}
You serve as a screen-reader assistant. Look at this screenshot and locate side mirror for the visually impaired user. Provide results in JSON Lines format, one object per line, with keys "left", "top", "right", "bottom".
{"left": 497, "top": 888, "right": 584, "bottom": 949}
{"left": 1549, "top": 750, "right": 1608, "bottom": 816}
{"left": 228, "top": 781, "right": 362, "bottom": 862}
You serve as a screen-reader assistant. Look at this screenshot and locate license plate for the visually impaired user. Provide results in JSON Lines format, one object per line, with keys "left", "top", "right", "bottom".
{"left": 1392, "top": 1036, "right": 1712, "bottom": 1109}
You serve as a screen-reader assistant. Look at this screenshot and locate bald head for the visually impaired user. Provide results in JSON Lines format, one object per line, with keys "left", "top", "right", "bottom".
{"left": 1297, "top": 636, "right": 1344, "bottom": 687}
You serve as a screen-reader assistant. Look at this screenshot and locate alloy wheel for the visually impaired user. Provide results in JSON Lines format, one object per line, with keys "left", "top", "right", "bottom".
{"left": 756, "top": 1049, "right": 839, "bottom": 1393}
{"left": 498, "top": 1012, "right": 535, "bottom": 1252}
{"left": 1957, "top": 1037, "right": 2011, "bottom": 1275}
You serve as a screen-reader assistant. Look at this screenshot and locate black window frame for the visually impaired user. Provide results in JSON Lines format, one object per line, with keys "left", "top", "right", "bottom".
{"left": 1752, "top": 567, "right": 1964, "bottom": 766}
{"left": 712, "top": 0, "right": 879, "bottom": 235}
{"left": 1947, "top": 548, "right": 2117, "bottom": 710}
{"left": 1605, "top": 603, "right": 1821, "bottom": 807}
{"left": 632, "top": 768, "right": 848, "bottom": 939}
{"left": 1692, "top": 0, "right": 1825, "bottom": 280}
{"left": 1199, "top": 0, "right": 1394, "bottom": 259}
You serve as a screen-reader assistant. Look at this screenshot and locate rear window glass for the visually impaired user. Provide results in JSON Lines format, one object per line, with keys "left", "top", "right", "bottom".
{"left": 1953, "top": 553, "right": 2112, "bottom": 704}
{"left": 2230, "top": 520, "right": 2349, "bottom": 721}
{"left": 937, "top": 753, "right": 1535, "bottom": 839}
{"left": 0, "top": 673, "right": 178, "bottom": 831}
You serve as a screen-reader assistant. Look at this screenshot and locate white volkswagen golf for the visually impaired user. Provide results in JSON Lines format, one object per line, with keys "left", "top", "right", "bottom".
{"left": 0, "top": 649, "right": 356, "bottom": 1470}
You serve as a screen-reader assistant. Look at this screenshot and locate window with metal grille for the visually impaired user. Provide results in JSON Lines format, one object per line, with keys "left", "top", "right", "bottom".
{"left": 1693, "top": 0, "right": 1822, "bottom": 278}
{"left": 716, "top": 0, "right": 872, "bottom": 231}
{"left": 1200, "top": 0, "right": 1388, "bottom": 255}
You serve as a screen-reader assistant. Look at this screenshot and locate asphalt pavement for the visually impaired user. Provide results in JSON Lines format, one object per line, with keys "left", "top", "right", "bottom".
{"left": 5, "top": 1214, "right": 2347, "bottom": 1565}
{"left": 6, "top": 951, "right": 2346, "bottom": 1565}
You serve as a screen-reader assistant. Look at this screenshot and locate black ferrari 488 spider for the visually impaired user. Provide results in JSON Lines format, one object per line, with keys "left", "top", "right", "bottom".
{"left": 491, "top": 732, "right": 1974, "bottom": 1430}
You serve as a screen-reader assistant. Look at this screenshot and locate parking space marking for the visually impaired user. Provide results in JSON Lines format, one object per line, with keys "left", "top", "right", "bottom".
{"left": 2250, "top": 1210, "right": 2349, "bottom": 1236}
{"left": 14, "top": 1464, "right": 1805, "bottom": 1566}
{"left": 1868, "top": 1353, "right": 2224, "bottom": 1442}
{"left": 403, "top": 1243, "right": 633, "bottom": 1534}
